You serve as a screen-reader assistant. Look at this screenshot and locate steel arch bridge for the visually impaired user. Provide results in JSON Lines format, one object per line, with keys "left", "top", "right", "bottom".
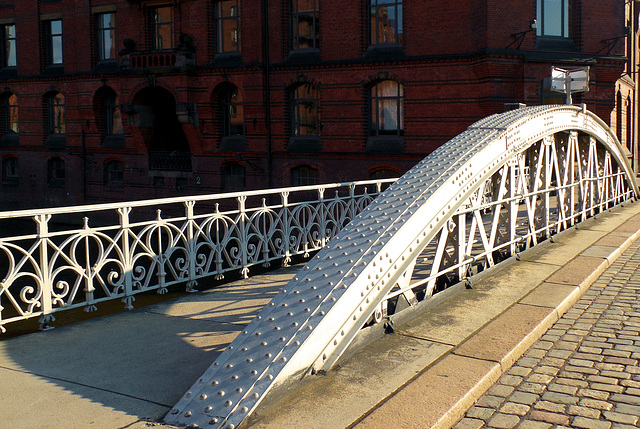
{"left": 165, "top": 105, "right": 638, "bottom": 429}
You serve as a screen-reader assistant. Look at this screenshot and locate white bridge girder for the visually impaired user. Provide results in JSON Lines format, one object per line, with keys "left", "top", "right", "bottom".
{"left": 165, "top": 105, "right": 638, "bottom": 429}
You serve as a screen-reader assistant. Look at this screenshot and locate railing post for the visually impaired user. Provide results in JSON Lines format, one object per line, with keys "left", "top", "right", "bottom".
{"left": 118, "top": 207, "right": 135, "bottom": 310}
{"left": 185, "top": 201, "right": 198, "bottom": 292}
{"left": 281, "top": 191, "right": 291, "bottom": 267}
{"left": 238, "top": 195, "right": 249, "bottom": 278}
{"left": 82, "top": 217, "right": 97, "bottom": 312}
{"left": 35, "top": 214, "right": 54, "bottom": 330}
{"left": 318, "top": 187, "right": 327, "bottom": 248}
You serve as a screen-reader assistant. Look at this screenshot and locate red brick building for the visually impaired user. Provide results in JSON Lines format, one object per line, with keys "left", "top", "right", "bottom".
{"left": 0, "top": 0, "right": 634, "bottom": 209}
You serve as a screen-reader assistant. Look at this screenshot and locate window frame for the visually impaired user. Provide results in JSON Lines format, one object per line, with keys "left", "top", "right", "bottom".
{"left": 48, "top": 92, "right": 65, "bottom": 135}
{"left": 45, "top": 19, "right": 63, "bottom": 66}
{"left": 536, "top": 0, "right": 570, "bottom": 38}
{"left": 291, "top": 83, "right": 319, "bottom": 137}
{"left": 2, "top": 93, "right": 18, "bottom": 136}
{"left": 222, "top": 162, "right": 246, "bottom": 190}
{"left": 1, "top": 24, "right": 16, "bottom": 68}
{"left": 222, "top": 87, "right": 245, "bottom": 137}
{"left": 151, "top": 6, "right": 174, "bottom": 51}
{"left": 2, "top": 155, "right": 18, "bottom": 185}
{"left": 291, "top": 0, "right": 320, "bottom": 51}
{"left": 369, "top": 0, "right": 403, "bottom": 46}
{"left": 47, "top": 157, "right": 65, "bottom": 186}
{"left": 369, "top": 80, "right": 404, "bottom": 137}
{"left": 215, "top": 0, "right": 241, "bottom": 55}
{"left": 96, "top": 12, "right": 117, "bottom": 61}
{"left": 104, "top": 159, "right": 124, "bottom": 187}
{"left": 291, "top": 165, "right": 319, "bottom": 186}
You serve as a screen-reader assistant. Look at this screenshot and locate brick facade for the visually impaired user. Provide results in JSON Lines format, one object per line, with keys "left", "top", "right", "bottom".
{"left": 0, "top": 0, "right": 633, "bottom": 209}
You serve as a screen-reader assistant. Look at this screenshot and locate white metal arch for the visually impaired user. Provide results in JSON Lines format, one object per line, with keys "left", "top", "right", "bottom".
{"left": 165, "top": 105, "right": 638, "bottom": 429}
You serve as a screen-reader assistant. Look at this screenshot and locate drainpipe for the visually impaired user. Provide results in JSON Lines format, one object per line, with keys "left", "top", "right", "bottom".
{"left": 261, "top": 0, "right": 273, "bottom": 188}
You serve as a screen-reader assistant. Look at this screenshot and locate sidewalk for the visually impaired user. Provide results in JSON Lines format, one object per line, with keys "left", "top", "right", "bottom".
{"left": 2, "top": 201, "right": 640, "bottom": 429}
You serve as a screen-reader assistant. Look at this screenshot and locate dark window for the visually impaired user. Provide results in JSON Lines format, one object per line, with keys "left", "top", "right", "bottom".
{"left": 369, "top": 0, "right": 402, "bottom": 45}
{"left": 97, "top": 13, "right": 116, "bottom": 61}
{"left": 370, "top": 168, "right": 398, "bottom": 180}
{"left": 370, "top": 81, "right": 403, "bottom": 136}
{"left": 152, "top": 6, "right": 174, "bottom": 51}
{"left": 223, "top": 163, "right": 245, "bottom": 190}
{"left": 291, "top": 165, "right": 318, "bottom": 186}
{"left": 47, "top": 157, "right": 65, "bottom": 186}
{"left": 2, "top": 156, "right": 17, "bottom": 184}
{"left": 105, "top": 93, "right": 123, "bottom": 136}
{"left": 48, "top": 93, "right": 65, "bottom": 134}
{"left": 537, "top": 0, "right": 569, "bottom": 38}
{"left": 215, "top": 0, "right": 240, "bottom": 54}
{"left": 104, "top": 159, "right": 124, "bottom": 186}
{"left": 1, "top": 24, "right": 16, "bottom": 68}
{"left": 291, "top": 84, "right": 319, "bottom": 136}
{"left": 292, "top": 0, "right": 319, "bottom": 50}
{"left": 45, "top": 20, "right": 63, "bottom": 65}
{"left": 1, "top": 93, "right": 18, "bottom": 136}
{"left": 222, "top": 87, "right": 244, "bottom": 136}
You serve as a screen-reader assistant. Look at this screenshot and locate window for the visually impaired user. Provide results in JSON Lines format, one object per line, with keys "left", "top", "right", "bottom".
{"left": 291, "top": 165, "right": 318, "bottom": 186}
{"left": 222, "top": 87, "right": 244, "bottom": 137}
{"left": 537, "top": 0, "right": 569, "bottom": 38}
{"left": 105, "top": 93, "right": 123, "bottom": 136}
{"left": 369, "top": 0, "right": 402, "bottom": 45}
{"left": 48, "top": 93, "right": 65, "bottom": 134}
{"left": 152, "top": 6, "right": 174, "bottom": 51}
{"left": 223, "top": 163, "right": 245, "bottom": 190}
{"left": 370, "top": 81, "right": 403, "bottom": 136}
{"left": 291, "top": 84, "right": 319, "bottom": 136}
{"left": 104, "top": 160, "right": 124, "bottom": 187}
{"left": 45, "top": 20, "right": 63, "bottom": 65}
{"left": 97, "top": 13, "right": 116, "bottom": 61}
{"left": 47, "top": 157, "right": 65, "bottom": 186}
{"left": 1, "top": 93, "right": 18, "bottom": 136}
{"left": 1, "top": 24, "right": 16, "bottom": 68}
{"left": 215, "top": 0, "right": 240, "bottom": 54}
{"left": 292, "top": 0, "right": 319, "bottom": 50}
{"left": 2, "top": 156, "right": 17, "bottom": 185}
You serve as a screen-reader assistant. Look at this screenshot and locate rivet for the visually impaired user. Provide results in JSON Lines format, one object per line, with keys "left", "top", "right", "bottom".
{"left": 241, "top": 407, "right": 249, "bottom": 413}
{"left": 226, "top": 364, "right": 233, "bottom": 368}
{"left": 224, "top": 400, "right": 233, "bottom": 407}
{"left": 304, "top": 308, "right": 311, "bottom": 313}
{"left": 252, "top": 393, "right": 260, "bottom": 398}
{"left": 200, "top": 394, "right": 207, "bottom": 400}
{"left": 260, "top": 341, "right": 268, "bottom": 346}
{"left": 274, "top": 326, "right": 281, "bottom": 331}
{"left": 205, "top": 406, "right": 212, "bottom": 412}
{"left": 236, "top": 387, "right": 243, "bottom": 393}
{"left": 292, "top": 322, "right": 299, "bottom": 327}
{"left": 184, "top": 411, "right": 192, "bottom": 417}
{"left": 210, "top": 418, "right": 219, "bottom": 424}
{"left": 265, "top": 353, "right": 272, "bottom": 358}
{"left": 299, "top": 299, "right": 306, "bottom": 303}
{"left": 217, "top": 391, "right": 225, "bottom": 397}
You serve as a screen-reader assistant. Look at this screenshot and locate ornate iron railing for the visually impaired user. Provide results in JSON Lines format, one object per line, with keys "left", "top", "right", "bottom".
{"left": 0, "top": 179, "right": 394, "bottom": 333}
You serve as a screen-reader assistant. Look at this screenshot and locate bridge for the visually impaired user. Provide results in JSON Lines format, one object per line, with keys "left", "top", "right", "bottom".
{"left": 1, "top": 105, "right": 638, "bottom": 429}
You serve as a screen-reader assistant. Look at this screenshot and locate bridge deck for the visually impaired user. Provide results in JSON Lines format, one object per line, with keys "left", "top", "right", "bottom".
{"left": 2, "top": 202, "right": 640, "bottom": 429}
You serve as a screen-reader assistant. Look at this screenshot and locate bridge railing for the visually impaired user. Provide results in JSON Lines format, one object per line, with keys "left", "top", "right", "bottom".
{"left": 0, "top": 179, "right": 394, "bottom": 333}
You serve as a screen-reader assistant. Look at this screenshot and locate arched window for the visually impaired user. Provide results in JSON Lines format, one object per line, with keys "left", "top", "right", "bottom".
{"left": 370, "top": 168, "right": 399, "bottom": 180}
{"left": 222, "top": 163, "right": 245, "bottom": 190}
{"left": 47, "top": 157, "right": 65, "bottom": 187}
{"left": 104, "top": 159, "right": 124, "bottom": 188}
{"left": 370, "top": 80, "right": 403, "bottom": 136}
{"left": 222, "top": 87, "right": 244, "bottom": 137}
{"left": 94, "top": 87, "right": 124, "bottom": 146}
{"left": 291, "top": 83, "right": 319, "bottom": 136}
{"left": 47, "top": 92, "right": 65, "bottom": 134}
{"left": 0, "top": 93, "right": 18, "bottom": 142}
{"left": 2, "top": 155, "right": 17, "bottom": 185}
{"left": 291, "top": 165, "right": 318, "bottom": 186}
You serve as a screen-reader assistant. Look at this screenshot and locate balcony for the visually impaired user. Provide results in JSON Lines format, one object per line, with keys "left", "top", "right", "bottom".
{"left": 125, "top": 51, "right": 177, "bottom": 70}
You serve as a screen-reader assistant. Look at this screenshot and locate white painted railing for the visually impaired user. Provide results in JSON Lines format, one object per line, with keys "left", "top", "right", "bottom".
{"left": 0, "top": 180, "right": 394, "bottom": 333}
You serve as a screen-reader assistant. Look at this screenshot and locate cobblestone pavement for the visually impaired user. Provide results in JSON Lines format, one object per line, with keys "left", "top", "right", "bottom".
{"left": 455, "top": 238, "right": 640, "bottom": 429}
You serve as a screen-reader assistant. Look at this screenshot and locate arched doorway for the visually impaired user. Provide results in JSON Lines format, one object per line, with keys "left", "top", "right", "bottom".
{"left": 132, "top": 86, "right": 191, "bottom": 171}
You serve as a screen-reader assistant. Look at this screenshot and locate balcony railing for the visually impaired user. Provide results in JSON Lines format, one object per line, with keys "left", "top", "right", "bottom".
{"left": 125, "top": 51, "right": 177, "bottom": 70}
{"left": 0, "top": 179, "right": 395, "bottom": 333}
